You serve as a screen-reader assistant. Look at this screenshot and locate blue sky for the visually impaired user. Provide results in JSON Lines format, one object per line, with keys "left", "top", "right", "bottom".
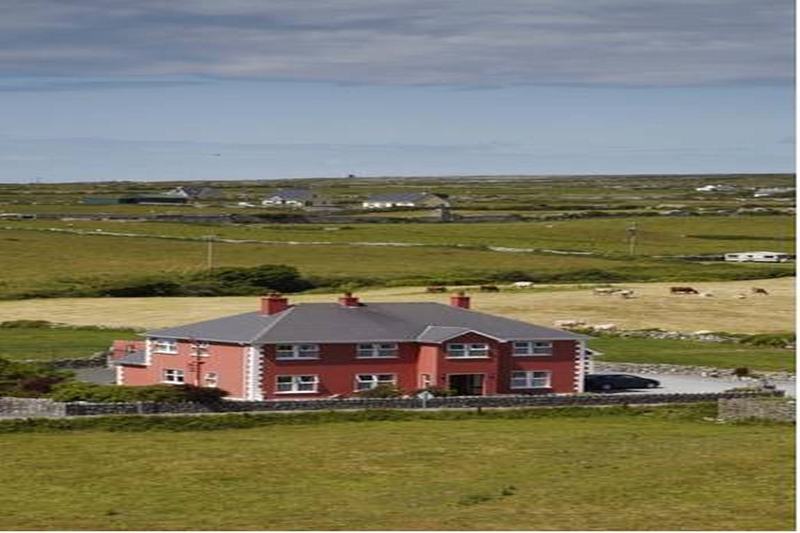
{"left": 0, "top": 0, "right": 794, "bottom": 182}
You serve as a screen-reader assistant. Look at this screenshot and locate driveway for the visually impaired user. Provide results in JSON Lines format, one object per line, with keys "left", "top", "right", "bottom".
{"left": 611, "top": 373, "right": 796, "bottom": 397}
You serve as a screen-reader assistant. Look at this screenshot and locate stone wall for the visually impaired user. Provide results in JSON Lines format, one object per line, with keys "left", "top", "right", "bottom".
{"left": 62, "top": 390, "right": 784, "bottom": 417}
{"left": 0, "top": 397, "right": 66, "bottom": 418}
{"left": 718, "top": 396, "right": 796, "bottom": 422}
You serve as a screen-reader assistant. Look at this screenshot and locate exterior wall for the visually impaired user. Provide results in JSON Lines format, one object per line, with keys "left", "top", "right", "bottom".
{"left": 120, "top": 340, "right": 248, "bottom": 400}
{"left": 115, "top": 334, "right": 581, "bottom": 399}
{"left": 260, "top": 342, "right": 419, "bottom": 399}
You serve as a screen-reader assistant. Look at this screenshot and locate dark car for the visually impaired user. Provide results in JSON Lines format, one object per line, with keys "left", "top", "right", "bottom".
{"left": 584, "top": 374, "right": 660, "bottom": 392}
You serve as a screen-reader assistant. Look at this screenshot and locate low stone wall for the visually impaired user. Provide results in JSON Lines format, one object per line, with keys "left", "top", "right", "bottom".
{"left": 41, "top": 352, "right": 110, "bottom": 369}
{"left": 594, "top": 362, "right": 795, "bottom": 381}
{"left": 718, "top": 397, "right": 796, "bottom": 422}
{"left": 61, "top": 390, "right": 784, "bottom": 417}
{"left": 0, "top": 397, "right": 66, "bottom": 418}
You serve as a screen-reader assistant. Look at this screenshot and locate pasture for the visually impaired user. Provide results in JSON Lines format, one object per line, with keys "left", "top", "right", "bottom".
{"left": 0, "top": 278, "right": 791, "bottom": 334}
{"left": 0, "top": 325, "right": 137, "bottom": 361}
{"left": 0, "top": 406, "right": 793, "bottom": 531}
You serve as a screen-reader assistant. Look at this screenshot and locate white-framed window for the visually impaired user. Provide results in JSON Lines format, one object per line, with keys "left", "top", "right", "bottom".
{"left": 510, "top": 371, "right": 551, "bottom": 389}
{"left": 512, "top": 341, "right": 553, "bottom": 356}
{"left": 447, "top": 343, "right": 489, "bottom": 358}
{"left": 152, "top": 339, "right": 178, "bottom": 354}
{"left": 191, "top": 341, "right": 210, "bottom": 356}
{"left": 204, "top": 372, "right": 218, "bottom": 388}
{"left": 356, "top": 343, "right": 398, "bottom": 358}
{"left": 276, "top": 375, "right": 319, "bottom": 393}
{"left": 419, "top": 373, "right": 432, "bottom": 389}
{"left": 355, "top": 374, "right": 397, "bottom": 391}
{"left": 275, "top": 344, "right": 320, "bottom": 360}
{"left": 162, "top": 368, "right": 185, "bottom": 384}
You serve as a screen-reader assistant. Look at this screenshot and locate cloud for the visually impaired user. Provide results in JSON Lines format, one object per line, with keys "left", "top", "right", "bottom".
{"left": 0, "top": 0, "right": 793, "bottom": 87}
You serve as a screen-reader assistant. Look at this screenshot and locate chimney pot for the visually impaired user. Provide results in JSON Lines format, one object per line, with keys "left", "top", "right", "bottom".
{"left": 450, "top": 291, "right": 471, "bottom": 309}
{"left": 261, "top": 293, "right": 289, "bottom": 315}
{"left": 338, "top": 292, "right": 361, "bottom": 307}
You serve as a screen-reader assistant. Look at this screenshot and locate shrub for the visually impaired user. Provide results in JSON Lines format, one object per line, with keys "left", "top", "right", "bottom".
{"left": 739, "top": 333, "right": 795, "bottom": 348}
{"left": 0, "top": 320, "right": 55, "bottom": 329}
{"left": 414, "top": 386, "right": 457, "bottom": 397}
{"left": 0, "top": 357, "right": 73, "bottom": 397}
{"left": 356, "top": 384, "right": 403, "bottom": 398}
{"left": 49, "top": 382, "right": 229, "bottom": 403}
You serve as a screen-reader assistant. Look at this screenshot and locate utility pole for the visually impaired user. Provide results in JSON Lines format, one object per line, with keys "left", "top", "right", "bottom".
{"left": 627, "top": 222, "right": 638, "bottom": 256}
{"left": 204, "top": 235, "right": 216, "bottom": 270}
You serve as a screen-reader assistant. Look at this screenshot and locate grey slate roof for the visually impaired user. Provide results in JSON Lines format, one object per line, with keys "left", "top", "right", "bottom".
{"left": 146, "top": 302, "right": 586, "bottom": 344}
{"left": 266, "top": 189, "right": 315, "bottom": 201}
{"left": 114, "top": 350, "right": 147, "bottom": 366}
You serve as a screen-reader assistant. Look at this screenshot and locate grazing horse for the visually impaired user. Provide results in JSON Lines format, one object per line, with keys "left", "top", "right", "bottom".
{"left": 670, "top": 286, "right": 699, "bottom": 295}
{"left": 751, "top": 287, "right": 769, "bottom": 295}
{"left": 479, "top": 285, "right": 500, "bottom": 292}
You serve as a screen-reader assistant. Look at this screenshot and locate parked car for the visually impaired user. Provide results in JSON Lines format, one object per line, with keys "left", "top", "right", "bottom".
{"left": 584, "top": 374, "right": 660, "bottom": 392}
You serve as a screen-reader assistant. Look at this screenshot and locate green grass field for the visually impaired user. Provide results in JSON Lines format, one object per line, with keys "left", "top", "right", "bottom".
{"left": 590, "top": 336, "right": 795, "bottom": 372}
{"left": 0, "top": 326, "right": 138, "bottom": 361}
{"left": 0, "top": 216, "right": 794, "bottom": 299}
{"left": 0, "top": 407, "right": 793, "bottom": 530}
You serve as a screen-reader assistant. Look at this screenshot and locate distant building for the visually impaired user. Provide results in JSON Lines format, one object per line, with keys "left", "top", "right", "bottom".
{"left": 362, "top": 192, "right": 450, "bottom": 209}
{"left": 164, "top": 186, "right": 222, "bottom": 200}
{"left": 753, "top": 187, "right": 795, "bottom": 198}
{"left": 724, "top": 251, "right": 791, "bottom": 263}
{"left": 261, "top": 189, "right": 318, "bottom": 208}
{"left": 695, "top": 184, "right": 736, "bottom": 192}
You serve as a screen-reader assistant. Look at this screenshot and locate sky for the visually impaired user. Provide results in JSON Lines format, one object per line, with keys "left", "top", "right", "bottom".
{"left": 0, "top": 0, "right": 794, "bottom": 182}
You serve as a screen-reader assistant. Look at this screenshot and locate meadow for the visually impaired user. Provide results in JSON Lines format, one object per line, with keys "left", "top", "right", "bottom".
{"left": 0, "top": 405, "right": 793, "bottom": 531}
{"left": 0, "top": 324, "right": 137, "bottom": 361}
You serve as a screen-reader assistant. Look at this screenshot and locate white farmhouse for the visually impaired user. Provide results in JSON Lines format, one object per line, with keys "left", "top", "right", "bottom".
{"left": 362, "top": 192, "right": 449, "bottom": 209}
{"left": 262, "top": 189, "right": 317, "bottom": 208}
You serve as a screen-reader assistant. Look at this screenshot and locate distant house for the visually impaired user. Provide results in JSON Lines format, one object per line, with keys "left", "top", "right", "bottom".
{"left": 695, "top": 184, "right": 735, "bottom": 193}
{"left": 164, "top": 186, "right": 222, "bottom": 200}
{"left": 753, "top": 187, "right": 795, "bottom": 198}
{"left": 362, "top": 192, "right": 450, "bottom": 209}
{"left": 262, "top": 189, "right": 317, "bottom": 208}
{"left": 724, "top": 251, "right": 792, "bottom": 263}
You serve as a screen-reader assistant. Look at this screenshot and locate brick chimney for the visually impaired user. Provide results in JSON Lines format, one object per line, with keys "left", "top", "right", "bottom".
{"left": 338, "top": 292, "right": 361, "bottom": 307}
{"left": 450, "top": 291, "right": 471, "bottom": 309}
{"left": 261, "top": 292, "right": 289, "bottom": 315}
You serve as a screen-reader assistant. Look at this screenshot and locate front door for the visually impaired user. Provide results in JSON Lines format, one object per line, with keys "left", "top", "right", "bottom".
{"left": 448, "top": 374, "right": 484, "bottom": 396}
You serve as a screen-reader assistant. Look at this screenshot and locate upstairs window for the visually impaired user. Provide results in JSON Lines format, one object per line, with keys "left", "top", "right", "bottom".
{"left": 356, "top": 343, "right": 399, "bottom": 358}
{"left": 512, "top": 341, "right": 553, "bottom": 356}
{"left": 152, "top": 339, "right": 177, "bottom": 354}
{"left": 191, "top": 341, "right": 210, "bottom": 356}
{"left": 162, "top": 368, "right": 185, "bottom": 384}
{"left": 355, "top": 374, "right": 396, "bottom": 391}
{"left": 447, "top": 343, "right": 489, "bottom": 358}
{"left": 275, "top": 344, "right": 320, "bottom": 360}
{"left": 276, "top": 375, "right": 319, "bottom": 393}
{"left": 510, "top": 371, "right": 551, "bottom": 389}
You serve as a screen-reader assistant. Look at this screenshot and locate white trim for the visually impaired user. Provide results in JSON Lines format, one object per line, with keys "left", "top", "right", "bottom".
{"left": 356, "top": 343, "right": 399, "bottom": 359}
{"left": 575, "top": 341, "right": 587, "bottom": 393}
{"left": 512, "top": 341, "right": 553, "bottom": 357}
{"left": 416, "top": 325, "right": 507, "bottom": 343}
{"left": 244, "top": 345, "right": 264, "bottom": 401}
{"left": 446, "top": 342, "right": 491, "bottom": 359}
{"left": 115, "top": 364, "right": 124, "bottom": 385}
{"left": 354, "top": 373, "right": 397, "bottom": 391}
{"left": 162, "top": 368, "right": 185, "bottom": 384}
{"left": 275, "top": 344, "right": 320, "bottom": 360}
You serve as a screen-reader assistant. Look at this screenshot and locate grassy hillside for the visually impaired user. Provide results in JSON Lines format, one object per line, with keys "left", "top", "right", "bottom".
{"left": 0, "top": 324, "right": 138, "bottom": 361}
{"left": 0, "top": 406, "right": 793, "bottom": 530}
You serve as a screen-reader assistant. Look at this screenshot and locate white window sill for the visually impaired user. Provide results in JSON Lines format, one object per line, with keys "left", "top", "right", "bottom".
{"left": 356, "top": 355, "right": 399, "bottom": 359}
{"left": 162, "top": 381, "right": 185, "bottom": 385}
{"left": 513, "top": 353, "right": 552, "bottom": 357}
{"left": 275, "top": 390, "right": 319, "bottom": 394}
{"left": 275, "top": 357, "right": 320, "bottom": 361}
{"left": 446, "top": 356, "right": 490, "bottom": 359}
{"left": 153, "top": 351, "right": 178, "bottom": 355}
{"left": 510, "top": 386, "right": 551, "bottom": 390}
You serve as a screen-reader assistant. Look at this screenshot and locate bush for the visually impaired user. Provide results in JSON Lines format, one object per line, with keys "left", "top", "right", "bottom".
{"left": 739, "top": 333, "right": 795, "bottom": 348}
{"left": 356, "top": 384, "right": 403, "bottom": 398}
{"left": 49, "top": 382, "right": 229, "bottom": 403}
{"left": 0, "top": 357, "right": 73, "bottom": 397}
{"left": 0, "top": 320, "right": 55, "bottom": 329}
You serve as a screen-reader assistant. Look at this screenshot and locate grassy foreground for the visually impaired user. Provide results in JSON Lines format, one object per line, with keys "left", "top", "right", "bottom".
{"left": 591, "top": 336, "right": 795, "bottom": 372}
{"left": 0, "top": 406, "right": 793, "bottom": 531}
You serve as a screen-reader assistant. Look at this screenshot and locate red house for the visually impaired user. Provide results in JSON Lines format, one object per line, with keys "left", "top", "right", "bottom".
{"left": 112, "top": 292, "right": 589, "bottom": 400}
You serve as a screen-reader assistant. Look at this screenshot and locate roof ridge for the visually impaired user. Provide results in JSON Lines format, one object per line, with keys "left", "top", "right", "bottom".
{"left": 248, "top": 305, "right": 297, "bottom": 344}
